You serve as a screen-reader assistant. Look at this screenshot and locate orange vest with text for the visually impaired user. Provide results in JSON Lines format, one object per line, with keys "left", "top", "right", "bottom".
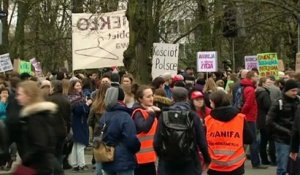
{"left": 205, "top": 113, "right": 246, "bottom": 172}
{"left": 132, "top": 109, "right": 157, "bottom": 164}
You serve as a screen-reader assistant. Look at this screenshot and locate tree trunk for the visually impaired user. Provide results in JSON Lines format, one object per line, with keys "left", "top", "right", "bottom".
{"left": 0, "top": 0, "right": 9, "bottom": 54}
{"left": 11, "top": 0, "right": 29, "bottom": 59}
{"left": 124, "top": 0, "right": 160, "bottom": 83}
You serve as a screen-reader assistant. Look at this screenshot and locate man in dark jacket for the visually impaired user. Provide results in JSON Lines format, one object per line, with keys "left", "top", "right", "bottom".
{"left": 267, "top": 79, "right": 300, "bottom": 175}
{"left": 154, "top": 87, "right": 210, "bottom": 175}
{"left": 47, "top": 80, "right": 71, "bottom": 170}
{"left": 256, "top": 78, "right": 273, "bottom": 165}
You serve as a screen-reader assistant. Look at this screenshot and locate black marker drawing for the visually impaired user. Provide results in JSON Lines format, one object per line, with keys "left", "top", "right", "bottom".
{"left": 74, "top": 37, "right": 119, "bottom": 60}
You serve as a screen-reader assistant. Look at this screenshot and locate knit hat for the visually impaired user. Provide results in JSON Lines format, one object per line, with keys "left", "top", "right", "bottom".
{"left": 172, "top": 87, "right": 188, "bottom": 102}
{"left": 284, "top": 79, "right": 298, "bottom": 92}
{"left": 111, "top": 72, "right": 120, "bottom": 84}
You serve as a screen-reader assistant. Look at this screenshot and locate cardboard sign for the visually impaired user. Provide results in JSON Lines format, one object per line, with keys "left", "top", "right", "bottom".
{"left": 151, "top": 43, "right": 179, "bottom": 79}
{"left": 257, "top": 53, "right": 279, "bottom": 78}
{"left": 19, "top": 60, "right": 32, "bottom": 74}
{"left": 244, "top": 55, "right": 258, "bottom": 70}
{"left": 0, "top": 53, "right": 13, "bottom": 72}
{"left": 72, "top": 10, "right": 129, "bottom": 70}
{"left": 197, "top": 51, "right": 218, "bottom": 72}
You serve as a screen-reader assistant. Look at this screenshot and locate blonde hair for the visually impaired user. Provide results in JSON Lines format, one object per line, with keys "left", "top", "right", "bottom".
{"left": 91, "top": 83, "right": 110, "bottom": 113}
{"left": 203, "top": 78, "right": 218, "bottom": 93}
{"left": 62, "top": 79, "right": 70, "bottom": 96}
{"left": 18, "top": 80, "right": 44, "bottom": 105}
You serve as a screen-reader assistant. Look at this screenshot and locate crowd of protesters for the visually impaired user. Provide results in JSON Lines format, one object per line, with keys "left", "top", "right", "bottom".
{"left": 0, "top": 67, "right": 300, "bottom": 175}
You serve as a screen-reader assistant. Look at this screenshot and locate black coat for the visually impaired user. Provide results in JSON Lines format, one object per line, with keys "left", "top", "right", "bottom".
{"left": 291, "top": 105, "right": 300, "bottom": 153}
{"left": 47, "top": 93, "right": 71, "bottom": 138}
{"left": 267, "top": 94, "right": 300, "bottom": 144}
{"left": 5, "top": 89, "right": 24, "bottom": 157}
{"left": 19, "top": 101, "right": 61, "bottom": 174}
{"left": 154, "top": 101, "right": 210, "bottom": 175}
{"left": 255, "top": 87, "right": 271, "bottom": 129}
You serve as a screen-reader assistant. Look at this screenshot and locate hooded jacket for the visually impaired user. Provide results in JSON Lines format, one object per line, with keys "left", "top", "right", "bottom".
{"left": 240, "top": 78, "right": 257, "bottom": 122}
{"left": 207, "top": 106, "right": 254, "bottom": 175}
{"left": 255, "top": 87, "right": 271, "bottom": 129}
{"left": 153, "top": 95, "right": 173, "bottom": 111}
{"left": 100, "top": 103, "right": 140, "bottom": 172}
{"left": 154, "top": 101, "right": 210, "bottom": 175}
{"left": 19, "top": 101, "right": 61, "bottom": 174}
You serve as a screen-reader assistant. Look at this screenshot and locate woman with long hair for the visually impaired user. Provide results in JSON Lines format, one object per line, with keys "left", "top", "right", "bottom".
{"left": 132, "top": 85, "right": 160, "bottom": 175}
{"left": 68, "top": 80, "right": 92, "bottom": 172}
{"left": 15, "top": 81, "right": 61, "bottom": 174}
{"left": 88, "top": 83, "right": 110, "bottom": 175}
{"left": 203, "top": 78, "right": 218, "bottom": 108}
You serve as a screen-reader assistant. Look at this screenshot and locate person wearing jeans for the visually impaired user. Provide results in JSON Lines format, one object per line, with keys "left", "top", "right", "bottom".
{"left": 267, "top": 79, "right": 300, "bottom": 175}
{"left": 247, "top": 121, "right": 263, "bottom": 168}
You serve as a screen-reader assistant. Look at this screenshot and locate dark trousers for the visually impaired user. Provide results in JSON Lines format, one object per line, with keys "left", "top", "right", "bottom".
{"left": 259, "top": 128, "right": 277, "bottom": 164}
{"left": 247, "top": 121, "right": 261, "bottom": 167}
{"left": 135, "top": 162, "right": 156, "bottom": 175}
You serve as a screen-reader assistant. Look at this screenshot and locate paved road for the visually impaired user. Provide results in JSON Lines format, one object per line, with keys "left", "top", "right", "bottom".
{"left": 64, "top": 155, "right": 277, "bottom": 175}
{"left": 0, "top": 154, "right": 276, "bottom": 175}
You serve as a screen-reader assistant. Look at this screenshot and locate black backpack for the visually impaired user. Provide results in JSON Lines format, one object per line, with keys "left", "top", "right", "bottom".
{"left": 160, "top": 110, "right": 195, "bottom": 164}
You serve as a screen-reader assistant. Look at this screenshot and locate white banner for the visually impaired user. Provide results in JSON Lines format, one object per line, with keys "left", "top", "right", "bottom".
{"left": 0, "top": 53, "right": 13, "bottom": 72}
{"left": 72, "top": 10, "right": 129, "bottom": 70}
{"left": 244, "top": 55, "right": 258, "bottom": 70}
{"left": 151, "top": 43, "right": 179, "bottom": 79}
{"left": 197, "top": 51, "right": 217, "bottom": 72}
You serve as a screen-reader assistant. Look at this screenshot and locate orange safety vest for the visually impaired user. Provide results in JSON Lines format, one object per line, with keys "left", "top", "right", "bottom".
{"left": 205, "top": 113, "right": 246, "bottom": 172}
{"left": 132, "top": 109, "right": 157, "bottom": 164}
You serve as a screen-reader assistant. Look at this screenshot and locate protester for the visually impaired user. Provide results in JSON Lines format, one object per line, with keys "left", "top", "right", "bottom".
{"left": 97, "top": 87, "right": 141, "bottom": 175}
{"left": 154, "top": 87, "right": 210, "bottom": 175}
{"left": 203, "top": 78, "right": 218, "bottom": 108}
{"left": 240, "top": 71, "right": 266, "bottom": 169}
{"left": 15, "top": 80, "right": 61, "bottom": 175}
{"left": 132, "top": 85, "right": 160, "bottom": 175}
{"left": 68, "top": 80, "right": 92, "bottom": 172}
{"left": 255, "top": 77, "right": 272, "bottom": 165}
{"left": 267, "top": 79, "right": 300, "bottom": 175}
{"left": 47, "top": 80, "right": 71, "bottom": 172}
{"left": 190, "top": 90, "right": 211, "bottom": 121}
{"left": 88, "top": 83, "right": 110, "bottom": 175}
{"left": 206, "top": 90, "right": 253, "bottom": 175}
{"left": 161, "top": 73, "right": 173, "bottom": 99}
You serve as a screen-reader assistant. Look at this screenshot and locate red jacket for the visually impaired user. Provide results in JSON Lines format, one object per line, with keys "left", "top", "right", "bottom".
{"left": 240, "top": 78, "right": 257, "bottom": 122}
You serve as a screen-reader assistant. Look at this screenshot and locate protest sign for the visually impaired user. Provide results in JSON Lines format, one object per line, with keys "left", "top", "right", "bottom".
{"left": 30, "top": 58, "right": 42, "bottom": 76}
{"left": 244, "top": 55, "right": 258, "bottom": 70}
{"left": 257, "top": 53, "right": 279, "bottom": 77}
{"left": 72, "top": 10, "right": 129, "bottom": 70}
{"left": 197, "top": 51, "right": 217, "bottom": 72}
{"left": 151, "top": 43, "right": 179, "bottom": 79}
{"left": 19, "top": 60, "right": 32, "bottom": 74}
{"left": 0, "top": 53, "right": 13, "bottom": 72}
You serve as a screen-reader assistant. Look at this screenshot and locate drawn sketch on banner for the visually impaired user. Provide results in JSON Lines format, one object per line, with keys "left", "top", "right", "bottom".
{"left": 244, "top": 55, "right": 258, "bottom": 70}
{"left": 0, "top": 53, "right": 13, "bottom": 72}
{"left": 197, "top": 51, "right": 218, "bottom": 72}
{"left": 151, "top": 43, "right": 179, "bottom": 79}
{"left": 72, "top": 10, "right": 129, "bottom": 70}
{"left": 257, "top": 53, "right": 279, "bottom": 78}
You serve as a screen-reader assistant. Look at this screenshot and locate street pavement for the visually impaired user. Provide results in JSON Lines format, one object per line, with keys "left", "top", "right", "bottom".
{"left": 1, "top": 153, "right": 277, "bottom": 175}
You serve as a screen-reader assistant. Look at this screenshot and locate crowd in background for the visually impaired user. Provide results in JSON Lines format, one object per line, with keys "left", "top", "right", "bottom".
{"left": 0, "top": 67, "right": 300, "bottom": 175}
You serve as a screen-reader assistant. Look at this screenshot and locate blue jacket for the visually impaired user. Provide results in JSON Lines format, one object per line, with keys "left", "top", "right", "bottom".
{"left": 71, "top": 101, "right": 89, "bottom": 146}
{"left": 100, "top": 103, "right": 140, "bottom": 172}
{"left": 0, "top": 102, "right": 7, "bottom": 121}
{"left": 164, "top": 85, "right": 173, "bottom": 99}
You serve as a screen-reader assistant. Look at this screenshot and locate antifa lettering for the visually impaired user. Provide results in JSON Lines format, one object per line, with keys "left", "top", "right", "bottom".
{"left": 209, "top": 131, "right": 240, "bottom": 138}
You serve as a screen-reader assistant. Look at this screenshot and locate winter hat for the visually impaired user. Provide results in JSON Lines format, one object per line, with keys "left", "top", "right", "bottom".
{"left": 284, "top": 79, "right": 298, "bottom": 92}
{"left": 111, "top": 72, "right": 120, "bottom": 84}
{"left": 172, "top": 87, "right": 188, "bottom": 102}
{"left": 190, "top": 91, "right": 204, "bottom": 100}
